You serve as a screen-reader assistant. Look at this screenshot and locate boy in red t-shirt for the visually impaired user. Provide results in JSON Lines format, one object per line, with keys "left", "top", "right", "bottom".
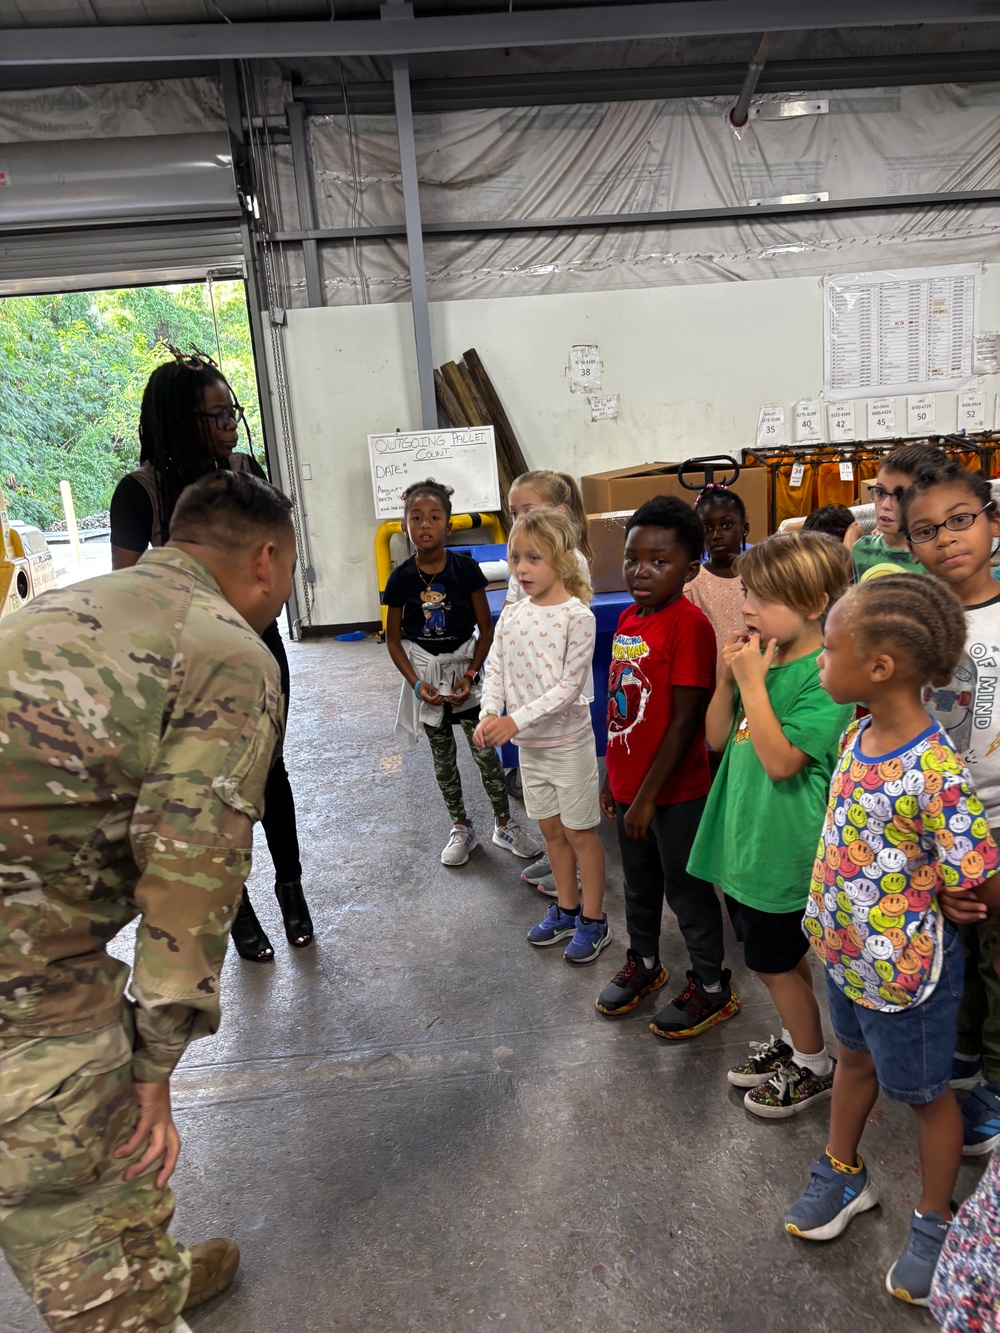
{"left": 597, "top": 496, "right": 739, "bottom": 1039}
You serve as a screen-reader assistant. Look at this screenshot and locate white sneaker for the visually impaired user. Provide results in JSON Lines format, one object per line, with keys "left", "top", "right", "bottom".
{"left": 441, "top": 823, "right": 478, "bottom": 866}
{"left": 492, "top": 818, "right": 543, "bottom": 859}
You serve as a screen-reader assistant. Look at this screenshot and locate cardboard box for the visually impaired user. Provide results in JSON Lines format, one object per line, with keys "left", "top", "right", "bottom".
{"left": 587, "top": 511, "right": 631, "bottom": 593}
{"left": 580, "top": 462, "right": 770, "bottom": 540}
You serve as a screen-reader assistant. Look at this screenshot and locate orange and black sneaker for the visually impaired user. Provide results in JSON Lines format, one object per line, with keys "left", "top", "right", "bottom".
{"left": 595, "top": 949, "right": 668, "bottom": 1017}
{"left": 649, "top": 969, "right": 741, "bottom": 1040}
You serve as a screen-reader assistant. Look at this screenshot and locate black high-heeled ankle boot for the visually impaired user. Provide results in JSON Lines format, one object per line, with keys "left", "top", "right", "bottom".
{"left": 231, "top": 888, "right": 274, "bottom": 962}
{"left": 275, "top": 879, "right": 314, "bottom": 948}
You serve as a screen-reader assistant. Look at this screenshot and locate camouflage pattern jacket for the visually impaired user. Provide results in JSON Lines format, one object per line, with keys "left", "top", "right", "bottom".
{"left": 0, "top": 548, "right": 283, "bottom": 1113}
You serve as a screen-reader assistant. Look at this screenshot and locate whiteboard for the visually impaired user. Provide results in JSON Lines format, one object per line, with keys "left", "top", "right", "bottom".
{"left": 823, "top": 264, "right": 980, "bottom": 401}
{"left": 368, "top": 426, "right": 501, "bottom": 521}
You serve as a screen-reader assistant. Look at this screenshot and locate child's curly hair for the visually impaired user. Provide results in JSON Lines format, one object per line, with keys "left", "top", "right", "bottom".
{"left": 838, "top": 575, "right": 966, "bottom": 687}
{"left": 508, "top": 509, "right": 593, "bottom": 604}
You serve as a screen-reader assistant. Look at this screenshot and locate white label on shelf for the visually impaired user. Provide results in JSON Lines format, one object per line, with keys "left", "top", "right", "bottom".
{"left": 839, "top": 461, "right": 854, "bottom": 482}
{"left": 789, "top": 462, "right": 806, "bottom": 488}
{"left": 868, "top": 398, "right": 896, "bottom": 438}
{"left": 958, "top": 389, "right": 988, "bottom": 431}
{"left": 794, "top": 399, "right": 822, "bottom": 441}
{"left": 756, "top": 404, "right": 787, "bottom": 446}
{"left": 828, "top": 402, "right": 855, "bottom": 442}
{"left": 906, "top": 393, "right": 936, "bottom": 434}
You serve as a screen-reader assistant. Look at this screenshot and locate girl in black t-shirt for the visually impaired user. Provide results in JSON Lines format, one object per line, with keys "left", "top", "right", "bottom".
{"left": 383, "top": 479, "right": 540, "bottom": 868}
{"left": 110, "top": 349, "right": 312, "bottom": 962}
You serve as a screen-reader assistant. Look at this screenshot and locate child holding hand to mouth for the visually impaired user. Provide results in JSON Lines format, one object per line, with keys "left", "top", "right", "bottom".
{"left": 688, "top": 533, "right": 855, "bottom": 1116}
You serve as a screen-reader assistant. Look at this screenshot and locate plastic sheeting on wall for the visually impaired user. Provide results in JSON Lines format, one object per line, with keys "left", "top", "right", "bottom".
{"left": 270, "top": 81, "right": 1000, "bottom": 306}
{"left": 0, "top": 78, "right": 225, "bottom": 142}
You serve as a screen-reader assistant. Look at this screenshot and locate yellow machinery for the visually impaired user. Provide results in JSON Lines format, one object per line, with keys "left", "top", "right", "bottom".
{"left": 0, "top": 480, "right": 57, "bottom": 619}
{"left": 375, "top": 511, "right": 506, "bottom": 630}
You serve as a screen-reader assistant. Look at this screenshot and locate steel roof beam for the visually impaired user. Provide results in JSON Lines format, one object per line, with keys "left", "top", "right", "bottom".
{"left": 3, "top": 2, "right": 1000, "bottom": 66}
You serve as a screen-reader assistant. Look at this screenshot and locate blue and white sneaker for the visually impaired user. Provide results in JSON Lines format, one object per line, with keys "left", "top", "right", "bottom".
{"left": 563, "top": 914, "right": 612, "bottom": 965}
{"left": 961, "top": 1081, "right": 1000, "bottom": 1156}
{"left": 493, "top": 818, "right": 542, "bottom": 859}
{"left": 785, "top": 1155, "right": 879, "bottom": 1241}
{"left": 885, "top": 1211, "right": 951, "bottom": 1306}
{"left": 951, "top": 1052, "right": 984, "bottom": 1090}
{"left": 527, "top": 902, "right": 579, "bottom": 947}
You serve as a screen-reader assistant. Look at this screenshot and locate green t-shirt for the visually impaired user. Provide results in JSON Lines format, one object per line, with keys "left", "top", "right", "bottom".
{"left": 851, "top": 532, "right": 927, "bottom": 583}
{"left": 688, "top": 650, "right": 856, "bottom": 913}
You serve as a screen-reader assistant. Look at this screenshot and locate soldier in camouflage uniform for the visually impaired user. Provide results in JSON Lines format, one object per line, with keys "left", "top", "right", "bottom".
{"left": 0, "top": 470, "right": 295, "bottom": 1332}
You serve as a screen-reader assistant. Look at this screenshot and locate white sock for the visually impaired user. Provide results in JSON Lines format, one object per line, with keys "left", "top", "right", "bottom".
{"left": 642, "top": 956, "right": 657, "bottom": 970}
{"left": 781, "top": 1028, "right": 793, "bottom": 1048}
{"left": 793, "top": 1045, "right": 833, "bottom": 1077}
{"left": 703, "top": 979, "right": 722, "bottom": 994}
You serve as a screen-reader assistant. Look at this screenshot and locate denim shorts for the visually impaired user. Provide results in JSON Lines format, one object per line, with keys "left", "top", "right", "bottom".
{"left": 825, "top": 921, "right": 964, "bottom": 1106}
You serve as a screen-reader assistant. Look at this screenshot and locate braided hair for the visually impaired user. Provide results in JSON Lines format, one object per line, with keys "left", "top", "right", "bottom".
{"left": 842, "top": 574, "right": 966, "bottom": 687}
{"left": 695, "top": 483, "right": 748, "bottom": 550}
{"left": 138, "top": 359, "right": 236, "bottom": 542}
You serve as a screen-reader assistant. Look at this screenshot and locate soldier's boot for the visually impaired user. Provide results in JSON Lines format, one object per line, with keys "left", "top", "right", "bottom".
{"left": 182, "top": 1237, "right": 241, "bottom": 1311}
{"left": 275, "top": 879, "right": 314, "bottom": 948}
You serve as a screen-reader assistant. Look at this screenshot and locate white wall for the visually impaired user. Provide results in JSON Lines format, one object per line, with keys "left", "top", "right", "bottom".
{"left": 282, "top": 267, "right": 1000, "bottom": 626}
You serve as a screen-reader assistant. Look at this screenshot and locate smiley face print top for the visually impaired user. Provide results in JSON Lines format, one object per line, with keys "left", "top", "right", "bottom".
{"left": 805, "top": 718, "right": 1000, "bottom": 1013}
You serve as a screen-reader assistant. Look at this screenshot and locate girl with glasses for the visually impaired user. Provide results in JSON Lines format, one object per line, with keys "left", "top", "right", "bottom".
{"left": 903, "top": 459, "right": 1000, "bottom": 1164}
{"left": 109, "top": 352, "right": 313, "bottom": 962}
{"left": 851, "top": 444, "right": 944, "bottom": 584}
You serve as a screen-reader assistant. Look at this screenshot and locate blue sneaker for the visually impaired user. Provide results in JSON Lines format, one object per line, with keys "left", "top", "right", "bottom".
{"left": 885, "top": 1211, "right": 951, "bottom": 1306}
{"left": 951, "top": 1052, "right": 984, "bottom": 1090}
{"left": 527, "top": 902, "right": 579, "bottom": 947}
{"left": 563, "top": 914, "right": 612, "bottom": 965}
{"left": 785, "top": 1155, "right": 879, "bottom": 1241}
{"left": 961, "top": 1081, "right": 1000, "bottom": 1156}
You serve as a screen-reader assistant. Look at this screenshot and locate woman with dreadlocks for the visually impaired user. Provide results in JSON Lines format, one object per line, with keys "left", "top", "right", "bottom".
{"left": 110, "top": 348, "right": 313, "bottom": 961}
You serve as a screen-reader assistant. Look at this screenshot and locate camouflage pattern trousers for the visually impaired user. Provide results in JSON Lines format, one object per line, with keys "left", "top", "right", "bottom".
{"left": 424, "top": 715, "right": 510, "bottom": 825}
{"left": 0, "top": 1059, "right": 190, "bottom": 1332}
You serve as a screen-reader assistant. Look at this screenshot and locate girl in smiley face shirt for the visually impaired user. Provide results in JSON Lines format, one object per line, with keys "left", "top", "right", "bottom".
{"left": 788, "top": 575, "right": 1000, "bottom": 1309}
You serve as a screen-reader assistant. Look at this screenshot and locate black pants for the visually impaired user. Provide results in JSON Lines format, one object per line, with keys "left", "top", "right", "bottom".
{"left": 616, "top": 796, "right": 724, "bottom": 985}
{"left": 261, "top": 620, "right": 302, "bottom": 884}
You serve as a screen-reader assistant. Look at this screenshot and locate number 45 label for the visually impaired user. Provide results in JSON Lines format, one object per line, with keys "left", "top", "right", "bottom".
{"left": 906, "top": 394, "right": 935, "bottom": 435}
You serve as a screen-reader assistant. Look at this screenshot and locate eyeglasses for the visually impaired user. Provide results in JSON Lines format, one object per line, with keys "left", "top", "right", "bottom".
{"left": 870, "top": 484, "right": 905, "bottom": 503}
{"left": 194, "top": 405, "right": 245, "bottom": 430}
{"left": 907, "top": 502, "right": 995, "bottom": 545}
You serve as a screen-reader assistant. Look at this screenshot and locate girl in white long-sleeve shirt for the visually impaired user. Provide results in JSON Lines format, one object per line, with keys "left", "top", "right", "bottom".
{"left": 475, "top": 510, "right": 610, "bottom": 964}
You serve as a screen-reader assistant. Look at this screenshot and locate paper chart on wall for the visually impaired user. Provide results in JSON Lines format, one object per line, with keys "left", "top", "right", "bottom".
{"left": 823, "top": 264, "right": 980, "bottom": 400}
{"left": 368, "top": 426, "right": 501, "bottom": 521}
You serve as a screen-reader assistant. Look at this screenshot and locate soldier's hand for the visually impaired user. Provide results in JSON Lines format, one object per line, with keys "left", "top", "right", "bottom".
{"left": 116, "top": 1080, "right": 182, "bottom": 1188}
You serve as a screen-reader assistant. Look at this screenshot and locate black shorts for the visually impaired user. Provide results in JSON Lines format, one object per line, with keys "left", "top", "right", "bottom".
{"left": 724, "top": 895, "right": 810, "bottom": 975}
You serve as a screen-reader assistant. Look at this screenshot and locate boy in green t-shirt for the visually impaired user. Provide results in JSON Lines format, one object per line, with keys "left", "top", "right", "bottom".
{"left": 688, "top": 532, "right": 855, "bottom": 1118}
{"left": 851, "top": 444, "right": 944, "bottom": 583}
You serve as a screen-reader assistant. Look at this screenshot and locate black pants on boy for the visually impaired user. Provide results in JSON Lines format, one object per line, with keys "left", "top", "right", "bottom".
{"left": 615, "top": 796, "right": 724, "bottom": 986}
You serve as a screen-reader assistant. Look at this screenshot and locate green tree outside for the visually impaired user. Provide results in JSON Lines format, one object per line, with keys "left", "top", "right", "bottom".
{"left": 0, "top": 281, "right": 263, "bottom": 528}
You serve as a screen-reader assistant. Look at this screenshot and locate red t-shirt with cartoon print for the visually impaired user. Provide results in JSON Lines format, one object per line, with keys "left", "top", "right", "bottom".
{"left": 605, "top": 597, "right": 716, "bottom": 806}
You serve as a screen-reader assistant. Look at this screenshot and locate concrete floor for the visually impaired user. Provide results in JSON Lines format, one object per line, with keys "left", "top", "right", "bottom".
{"left": 3, "top": 635, "right": 990, "bottom": 1332}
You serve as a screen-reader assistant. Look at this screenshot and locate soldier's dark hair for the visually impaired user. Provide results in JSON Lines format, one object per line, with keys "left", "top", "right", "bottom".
{"left": 401, "top": 478, "right": 454, "bottom": 520}
{"left": 839, "top": 574, "right": 966, "bottom": 687}
{"left": 803, "top": 504, "right": 856, "bottom": 542}
{"left": 169, "top": 471, "right": 294, "bottom": 552}
{"left": 139, "top": 359, "right": 260, "bottom": 541}
{"left": 625, "top": 495, "right": 704, "bottom": 564}
{"left": 900, "top": 458, "right": 992, "bottom": 531}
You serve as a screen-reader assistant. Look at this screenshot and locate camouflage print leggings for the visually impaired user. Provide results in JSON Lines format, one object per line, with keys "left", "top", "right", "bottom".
{"left": 424, "top": 716, "right": 510, "bottom": 825}
{"left": 0, "top": 1060, "right": 189, "bottom": 1333}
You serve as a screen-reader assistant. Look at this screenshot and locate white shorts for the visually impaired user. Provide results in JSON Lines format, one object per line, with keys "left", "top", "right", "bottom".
{"left": 518, "top": 733, "right": 601, "bottom": 830}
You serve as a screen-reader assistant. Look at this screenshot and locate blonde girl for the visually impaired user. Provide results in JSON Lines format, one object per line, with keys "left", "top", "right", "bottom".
{"left": 476, "top": 511, "right": 610, "bottom": 965}
{"left": 505, "top": 470, "right": 595, "bottom": 892}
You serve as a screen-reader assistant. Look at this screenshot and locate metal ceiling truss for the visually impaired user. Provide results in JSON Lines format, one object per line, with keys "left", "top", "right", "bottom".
{"left": 4, "top": 2, "right": 1000, "bottom": 67}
